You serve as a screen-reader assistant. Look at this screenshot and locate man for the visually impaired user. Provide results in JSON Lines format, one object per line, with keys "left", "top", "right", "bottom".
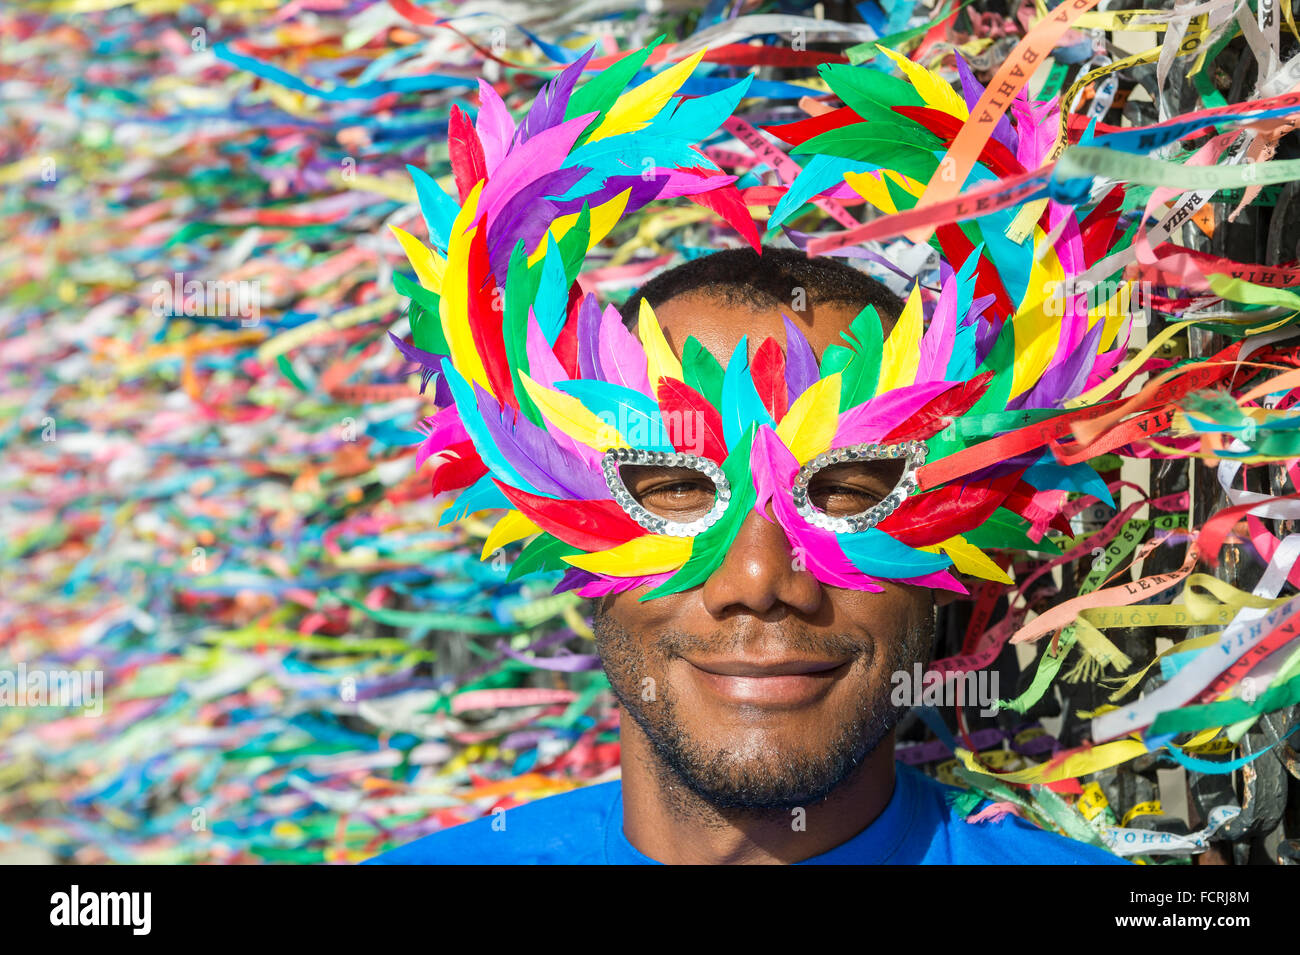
{"left": 365, "top": 247, "right": 1126, "bottom": 865}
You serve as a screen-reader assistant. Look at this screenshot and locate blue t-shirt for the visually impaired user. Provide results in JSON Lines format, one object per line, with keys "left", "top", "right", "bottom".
{"left": 363, "top": 762, "right": 1128, "bottom": 865}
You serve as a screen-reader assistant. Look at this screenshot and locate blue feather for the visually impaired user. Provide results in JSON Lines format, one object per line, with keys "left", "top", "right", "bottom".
{"left": 944, "top": 247, "right": 982, "bottom": 382}
{"left": 534, "top": 231, "right": 568, "bottom": 344}
{"left": 554, "top": 380, "right": 676, "bottom": 453}
{"left": 438, "top": 473, "right": 513, "bottom": 526}
{"left": 656, "top": 74, "right": 754, "bottom": 141}
{"left": 559, "top": 137, "right": 708, "bottom": 200}
{"left": 1022, "top": 454, "right": 1115, "bottom": 508}
{"left": 720, "top": 336, "right": 775, "bottom": 450}
{"left": 769, "top": 153, "right": 880, "bottom": 232}
{"left": 440, "top": 358, "right": 536, "bottom": 493}
{"left": 406, "top": 163, "right": 458, "bottom": 253}
{"left": 837, "top": 529, "right": 954, "bottom": 577}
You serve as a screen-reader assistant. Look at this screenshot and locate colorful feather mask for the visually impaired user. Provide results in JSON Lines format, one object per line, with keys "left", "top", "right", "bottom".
{"left": 391, "top": 39, "right": 1130, "bottom": 602}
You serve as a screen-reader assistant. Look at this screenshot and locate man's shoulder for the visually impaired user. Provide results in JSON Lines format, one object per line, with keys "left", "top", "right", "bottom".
{"left": 361, "top": 780, "right": 620, "bottom": 865}
{"left": 901, "top": 766, "right": 1130, "bottom": 865}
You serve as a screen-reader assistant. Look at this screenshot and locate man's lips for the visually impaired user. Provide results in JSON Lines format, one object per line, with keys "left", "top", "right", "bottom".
{"left": 682, "top": 657, "right": 852, "bottom": 707}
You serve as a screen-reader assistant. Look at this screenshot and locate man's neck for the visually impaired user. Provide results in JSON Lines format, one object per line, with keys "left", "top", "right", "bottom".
{"left": 618, "top": 725, "right": 898, "bottom": 865}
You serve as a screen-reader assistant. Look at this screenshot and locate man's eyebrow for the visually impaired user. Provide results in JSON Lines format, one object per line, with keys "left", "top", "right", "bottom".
{"left": 812, "top": 460, "right": 907, "bottom": 479}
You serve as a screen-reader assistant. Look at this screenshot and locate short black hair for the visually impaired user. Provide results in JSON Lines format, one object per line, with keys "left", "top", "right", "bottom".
{"left": 618, "top": 245, "right": 905, "bottom": 330}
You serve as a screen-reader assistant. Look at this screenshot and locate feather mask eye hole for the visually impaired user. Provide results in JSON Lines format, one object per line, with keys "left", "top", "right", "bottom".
{"left": 806, "top": 460, "right": 906, "bottom": 517}
{"left": 791, "top": 441, "right": 928, "bottom": 534}
{"left": 600, "top": 449, "right": 732, "bottom": 538}
{"left": 622, "top": 465, "right": 717, "bottom": 520}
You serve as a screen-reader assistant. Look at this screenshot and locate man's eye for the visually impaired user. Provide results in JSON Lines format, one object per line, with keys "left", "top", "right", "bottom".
{"left": 621, "top": 465, "right": 717, "bottom": 520}
{"left": 808, "top": 482, "right": 886, "bottom": 516}
{"left": 804, "top": 460, "right": 906, "bottom": 517}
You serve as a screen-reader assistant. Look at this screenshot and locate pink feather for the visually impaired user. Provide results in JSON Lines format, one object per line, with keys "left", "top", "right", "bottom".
{"left": 473, "top": 112, "right": 599, "bottom": 235}
{"left": 915, "top": 275, "right": 957, "bottom": 384}
{"left": 750, "top": 427, "right": 887, "bottom": 592}
{"left": 524, "top": 310, "right": 602, "bottom": 470}
{"left": 475, "top": 78, "right": 518, "bottom": 175}
{"left": 576, "top": 571, "right": 675, "bottom": 597}
{"left": 832, "top": 380, "right": 964, "bottom": 446}
{"left": 597, "top": 304, "right": 652, "bottom": 393}
{"left": 416, "top": 405, "right": 470, "bottom": 470}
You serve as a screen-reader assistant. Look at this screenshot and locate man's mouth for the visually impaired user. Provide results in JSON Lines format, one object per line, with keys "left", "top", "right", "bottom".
{"left": 682, "top": 656, "right": 852, "bottom": 707}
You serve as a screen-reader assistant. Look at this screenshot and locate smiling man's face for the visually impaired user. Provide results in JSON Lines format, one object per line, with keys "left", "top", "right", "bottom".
{"left": 594, "top": 290, "right": 938, "bottom": 812}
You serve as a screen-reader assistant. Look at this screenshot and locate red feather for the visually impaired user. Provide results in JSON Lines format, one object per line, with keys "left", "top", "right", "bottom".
{"left": 431, "top": 440, "right": 488, "bottom": 496}
{"left": 655, "top": 377, "right": 728, "bottom": 464}
{"left": 935, "top": 223, "right": 1015, "bottom": 323}
{"left": 880, "top": 371, "right": 994, "bottom": 443}
{"left": 762, "top": 105, "right": 861, "bottom": 147}
{"left": 448, "top": 104, "right": 488, "bottom": 202}
{"left": 750, "top": 336, "right": 788, "bottom": 423}
{"left": 551, "top": 286, "right": 583, "bottom": 379}
{"left": 891, "top": 106, "right": 1026, "bottom": 180}
{"left": 495, "top": 481, "right": 647, "bottom": 552}
{"left": 464, "top": 224, "right": 516, "bottom": 407}
{"left": 677, "top": 166, "right": 761, "bottom": 252}
{"left": 875, "top": 469, "right": 1023, "bottom": 547}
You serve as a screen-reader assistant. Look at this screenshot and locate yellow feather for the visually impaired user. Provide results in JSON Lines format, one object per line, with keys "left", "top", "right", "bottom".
{"left": 1009, "top": 232, "right": 1066, "bottom": 400}
{"left": 875, "top": 282, "right": 924, "bottom": 394}
{"left": 441, "top": 181, "right": 493, "bottom": 397}
{"left": 480, "top": 510, "right": 542, "bottom": 560}
{"left": 526, "top": 188, "right": 633, "bottom": 267}
{"left": 1088, "top": 279, "right": 1134, "bottom": 353}
{"left": 843, "top": 170, "right": 898, "bottom": 214}
{"left": 584, "top": 49, "right": 708, "bottom": 145}
{"left": 562, "top": 535, "right": 694, "bottom": 576}
{"left": 638, "top": 299, "right": 684, "bottom": 392}
{"left": 519, "top": 371, "right": 629, "bottom": 451}
{"left": 389, "top": 225, "right": 446, "bottom": 291}
{"left": 775, "top": 373, "right": 841, "bottom": 464}
{"left": 874, "top": 45, "right": 969, "bottom": 118}
{"left": 918, "top": 535, "right": 1013, "bottom": 584}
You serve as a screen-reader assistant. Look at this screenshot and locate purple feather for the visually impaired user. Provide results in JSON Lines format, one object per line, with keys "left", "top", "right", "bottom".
{"left": 552, "top": 173, "right": 671, "bottom": 221}
{"left": 954, "top": 54, "right": 1018, "bottom": 155}
{"left": 476, "top": 112, "right": 600, "bottom": 236}
{"left": 576, "top": 292, "right": 604, "bottom": 381}
{"left": 525, "top": 313, "right": 603, "bottom": 470}
{"left": 1008, "top": 318, "right": 1105, "bottom": 410}
{"left": 597, "top": 304, "right": 651, "bottom": 392}
{"left": 515, "top": 46, "right": 596, "bottom": 148}
{"left": 388, "top": 330, "right": 443, "bottom": 394}
{"left": 782, "top": 313, "right": 819, "bottom": 404}
{"left": 473, "top": 382, "right": 608, "bottom": 500}
{"left": 486, "top": 166, "right": 589, "bottom": 278}
{"left": 554, "top": 566, "right": 599, "bottom": 595}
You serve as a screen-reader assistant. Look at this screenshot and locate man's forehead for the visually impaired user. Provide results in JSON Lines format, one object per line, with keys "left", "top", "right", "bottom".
{"left": 650, "top": 289, "right": 894, "bottom": 368}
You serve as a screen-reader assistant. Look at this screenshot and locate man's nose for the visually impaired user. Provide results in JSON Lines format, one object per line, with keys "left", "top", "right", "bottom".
{"left": 700, "top": 502, "right": 823, "bottom": 618}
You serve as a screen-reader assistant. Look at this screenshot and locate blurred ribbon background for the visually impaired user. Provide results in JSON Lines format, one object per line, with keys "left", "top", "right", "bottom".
{"left": 3, "top": 0, "right": 1300, "bottom": 864}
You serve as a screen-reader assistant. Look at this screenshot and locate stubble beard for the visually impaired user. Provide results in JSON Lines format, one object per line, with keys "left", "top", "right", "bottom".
{"left": 593, "top": 602, "right": 934, "bottom": 814}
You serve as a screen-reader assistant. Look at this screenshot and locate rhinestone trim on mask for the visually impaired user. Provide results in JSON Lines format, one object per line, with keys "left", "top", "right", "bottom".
{"left": 600, "top": 448, "right": 731, "bottom": 538}
{"left": 790, "top": 440, "right": 928, "bottom": 534}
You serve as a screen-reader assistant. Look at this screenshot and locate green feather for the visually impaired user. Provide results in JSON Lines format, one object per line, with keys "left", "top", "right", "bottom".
{"left": 791, "top": 128, "right": 940, "bottom": 182}
{"left": 393, "top": 271, "right": 448, "bottom": 354}
{"left": 556, "top": 202, "right": 592, "bottom": 285}
{"left": 565, "top": 36, "right": 667, "bottom": 150}
{"left": 963, "top": 508, "right": 1065, "bottom": 556}
{"left": 640, "top": 424, "right": 758, "bottom": 600}
{"left": 503, "top": 238, "right": 545, "bottom": 427}
{"left": 837, "top": 305, "right": 885, "bottom": 410}
{"left": 507, "top": 533, "right": 581, "bottom": 583}
{"left": 819, "top": 62, "right": 928, "bottom": 117}
{"left": 681, "top": 335, "right": 725, "bottom": 407}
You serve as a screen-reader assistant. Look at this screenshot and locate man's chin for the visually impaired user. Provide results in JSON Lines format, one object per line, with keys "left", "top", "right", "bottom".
{"left": 630, "top": 696, "right": 901, "bottom": 812}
